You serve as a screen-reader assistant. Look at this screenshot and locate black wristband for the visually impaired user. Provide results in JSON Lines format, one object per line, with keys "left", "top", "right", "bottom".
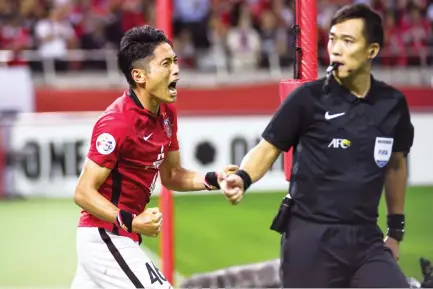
{"left": 204, "top": 172, "right": 220, "bottom": 190}
{"left": 387, "top": 214, "right": 405, "bottom": 230}
{"left": 116, "top": 210, "right": 136, "bottom": 233}
{"left": 386, "top": 214, "right": 405, "bottom": 242}
{"left": 387, "top": 228, "right": 404, "bottom": 242}
{"left": 235, "top": 170, "right": 252, "bottom": 192}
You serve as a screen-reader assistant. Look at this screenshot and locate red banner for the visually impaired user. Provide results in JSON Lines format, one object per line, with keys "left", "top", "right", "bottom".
{"left": 35, "top": 84, "right": 433, "bottom": 115}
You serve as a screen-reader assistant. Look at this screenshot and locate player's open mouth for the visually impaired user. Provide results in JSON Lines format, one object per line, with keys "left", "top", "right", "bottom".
{"left": 168, "top": 80, "right": 178, "bottom": 96}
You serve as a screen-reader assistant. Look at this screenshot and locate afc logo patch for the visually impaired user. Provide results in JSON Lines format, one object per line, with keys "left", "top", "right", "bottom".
{"left": 96, "top": 133, "right": 116, "bottom": 155}
{"left": 163, "top": 117, "right": 172, "bottom": 138}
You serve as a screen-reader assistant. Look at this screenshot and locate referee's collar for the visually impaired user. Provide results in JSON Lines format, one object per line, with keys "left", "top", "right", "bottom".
{"left": 329, "top": 74, "right": 378, "bottom": 104}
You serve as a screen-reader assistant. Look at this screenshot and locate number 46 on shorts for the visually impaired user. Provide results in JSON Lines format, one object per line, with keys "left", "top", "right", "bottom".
{"left": 145, "top": 261, "right": 171, "bottom": 287}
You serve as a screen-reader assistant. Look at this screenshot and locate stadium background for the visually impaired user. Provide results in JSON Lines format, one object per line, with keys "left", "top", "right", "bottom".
{"left": 0, "top": 0, "right": 432, "bottom": 287}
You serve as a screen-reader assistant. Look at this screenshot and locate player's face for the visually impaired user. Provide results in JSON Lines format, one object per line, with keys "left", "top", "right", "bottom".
{"left": 327, "top": 18, "right": 378, "bottom": 79}
{"left": 143, "top": 42, "right": 179, "bottom": 103}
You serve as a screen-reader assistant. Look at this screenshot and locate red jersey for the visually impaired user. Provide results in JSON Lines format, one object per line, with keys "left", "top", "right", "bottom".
{"left": 78, "top": 89, "right": 179, "bottom": 242}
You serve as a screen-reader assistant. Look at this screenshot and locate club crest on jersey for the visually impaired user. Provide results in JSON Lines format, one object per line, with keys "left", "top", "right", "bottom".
{"left": 96, "top": 133, "right": 116, "bottom": 155}
{"left": 374, "top": 137, "right": 393, "bottom": 168}
{"left": 163, "top": 118, "right": 172, "bottom": 138}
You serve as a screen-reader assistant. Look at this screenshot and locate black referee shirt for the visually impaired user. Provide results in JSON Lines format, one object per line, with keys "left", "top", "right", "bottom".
{"left": 262, "top": 75, "right": 414, "bottom": 224}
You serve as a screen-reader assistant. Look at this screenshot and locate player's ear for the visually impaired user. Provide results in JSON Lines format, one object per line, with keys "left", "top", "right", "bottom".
{"left": 131, "top": 69, "right": 146, "bottom": 85}
{"left": 368, "top": 43, "right": 380, "bottom": 59}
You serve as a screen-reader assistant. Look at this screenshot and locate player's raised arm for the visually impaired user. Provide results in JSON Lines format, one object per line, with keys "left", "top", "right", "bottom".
{"left": 159, "top": 147, "right": 238, "bottom": 192}
{"left": 159, "top": 107, "right": 238, "bottom": 191}
{"left": 159, "top": 150, "right": 204, "bottom": 191}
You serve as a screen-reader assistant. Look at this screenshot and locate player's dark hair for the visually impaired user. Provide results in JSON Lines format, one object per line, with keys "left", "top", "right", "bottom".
{"left": 117, "top": 25, "right": 172, "bottom": 87}
{"left": 331, "top": 3, "right": 384, "bottom": 48}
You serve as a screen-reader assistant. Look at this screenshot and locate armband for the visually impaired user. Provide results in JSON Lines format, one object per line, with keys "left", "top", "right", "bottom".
{"left": 386, "top": 214, "right": 405, "bottom": 241}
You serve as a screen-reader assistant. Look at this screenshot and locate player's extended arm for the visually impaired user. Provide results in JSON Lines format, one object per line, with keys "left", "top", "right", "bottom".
{"left": 384, "top": 152, "right": 407, "bottom": 215}
{"left": 159, "top": 150, "right": 207, "bottom": 191}
{"left": 74, "top": 158, "right": 119, "bottom": 223}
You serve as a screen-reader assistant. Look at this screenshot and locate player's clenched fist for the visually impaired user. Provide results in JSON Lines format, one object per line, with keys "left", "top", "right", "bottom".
{"left": 132, "top": 207, "right": 163, "bottom": 237}
{"left": 220, "top": 174, "right": 245, "bottom": 205}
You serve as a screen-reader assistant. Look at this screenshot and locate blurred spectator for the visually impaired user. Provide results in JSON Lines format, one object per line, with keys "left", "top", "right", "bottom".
{"left": 75, "top": 0, "right": 108, "bottom": 50}
{"left": 0, "top": 0, "right": 15, "bottom": 20}
{"left": 257, "top": 9, "right": 291, "bottom": 68}
{"left": 205, "top": 11, "right": 229, "bottom": 71}
{"left": 34, "top": 4, "right": 76, "bottom": 70}
{"left": 226, "top": 2, "right": 261, "bottom": 71}
{"left": 401, "top": 5, "right": 431, "bottom": 65}
{"left": 0, "top": 13, "right": 31, "bottom": 66}
{"left": 381, "top": 11, "right": 408, "bottom": 66}
{"left": 104, "top": 0, "right": 128, "bottom": 49}
{"left": 174, "top": 0, "right": 211, "bottom": 49}
{"left": 173, "top": 29, "right": 196, "bottom": 69}
{"left": 0, "top": 0, "right": 432, "bottom": 72}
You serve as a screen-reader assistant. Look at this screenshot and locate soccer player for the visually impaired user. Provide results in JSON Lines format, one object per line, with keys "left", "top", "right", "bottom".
{"left": 220, "top": 4, "right": 414, "bottom": 288}
{"left": 71, "top": 25, "right": 237, "bottom": 289}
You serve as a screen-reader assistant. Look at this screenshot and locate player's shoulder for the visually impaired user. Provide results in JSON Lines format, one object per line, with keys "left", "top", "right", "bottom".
{"left": 105, "top": 91, "right": 131, "bottom": 113}
{"left": 95, "top": 93, "right": 130, "bottom": 127}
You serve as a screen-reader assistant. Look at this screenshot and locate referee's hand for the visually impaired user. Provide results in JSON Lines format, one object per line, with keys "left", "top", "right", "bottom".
{"left": 220, "top": 174, "right": 244, "bottom": 205}
{"left": 384, "top": 236, "right": 400, "bottom": 261}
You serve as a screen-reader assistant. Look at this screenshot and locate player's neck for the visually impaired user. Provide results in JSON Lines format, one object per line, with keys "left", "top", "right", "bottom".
{"left": 337, "top": 71, "right": 371, "bottom": 98}
{"left": 132, "top": 88, "right": 160, "bottom": 115}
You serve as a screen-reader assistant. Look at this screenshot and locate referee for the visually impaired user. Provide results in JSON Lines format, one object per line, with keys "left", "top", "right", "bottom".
{"left": 221, "top": 3, "right": 414, "bottom": 288}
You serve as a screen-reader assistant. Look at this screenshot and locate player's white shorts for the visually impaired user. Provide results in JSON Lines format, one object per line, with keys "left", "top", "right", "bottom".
{"left": 71, "top": 227, "right": 172, "bottom": 289}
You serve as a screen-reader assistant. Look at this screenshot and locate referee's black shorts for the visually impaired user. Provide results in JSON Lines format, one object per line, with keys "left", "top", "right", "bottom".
{"left": 280, "top": 215, "right": 409, "bottom": 288}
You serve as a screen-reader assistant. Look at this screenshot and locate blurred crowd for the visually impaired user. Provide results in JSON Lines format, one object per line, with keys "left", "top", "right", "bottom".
{"left": 0, "top": 0, "right": 432, "bottom": 72}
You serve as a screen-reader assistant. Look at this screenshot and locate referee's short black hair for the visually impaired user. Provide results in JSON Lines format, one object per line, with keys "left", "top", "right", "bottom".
{"left": 117, "top": 25, "right": 173, "bottom": 87}
{"left": 331, "top": 3, "right": 384, "bottom": 48}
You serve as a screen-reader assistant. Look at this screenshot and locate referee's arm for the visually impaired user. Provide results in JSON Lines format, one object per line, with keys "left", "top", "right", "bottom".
{"left": 238, "top": 139, "right": 281, "bottom": 184}
{"left": 384, "top": 96, "right": 414, "bottom": 220}
{"left": 384, "top": 152, "right": 408, "bottom": 215}
{"left": 221, "top": 86, "right": 310, "bottom": 201}
{"left": 244, "top": 86, "right": 308, "bottom": 182}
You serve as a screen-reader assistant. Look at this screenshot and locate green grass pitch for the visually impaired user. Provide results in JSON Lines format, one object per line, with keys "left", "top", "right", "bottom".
{"left": 0, "top": 186, "right": 431, "bottom": 287}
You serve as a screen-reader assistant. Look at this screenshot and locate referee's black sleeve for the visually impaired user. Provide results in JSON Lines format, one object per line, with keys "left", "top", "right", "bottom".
{"left": 261, "top": 85, "right": 310, "bottom": 152}
{"left": 393, "top": 95, "right": 414, "bottom": 155}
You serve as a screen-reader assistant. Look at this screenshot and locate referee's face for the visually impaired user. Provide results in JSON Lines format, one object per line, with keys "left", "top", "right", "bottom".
{"left": 327, "top": 18, "right": 371, "bottom": 79}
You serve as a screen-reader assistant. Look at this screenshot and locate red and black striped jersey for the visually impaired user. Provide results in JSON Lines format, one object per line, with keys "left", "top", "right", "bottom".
{"left": 78, "top": 89, "right": 179, "bottom": 242}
